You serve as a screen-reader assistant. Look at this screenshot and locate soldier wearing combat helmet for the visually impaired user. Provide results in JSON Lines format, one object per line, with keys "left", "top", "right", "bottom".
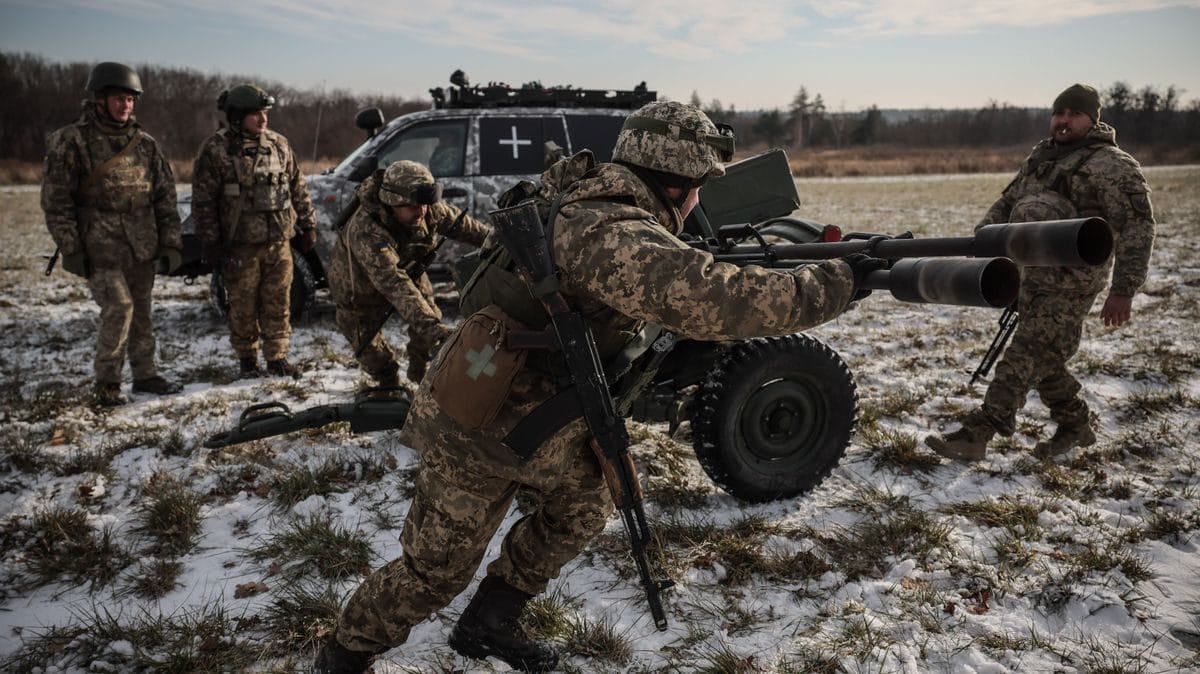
{"left": 191, "top": 83, "right": 317, "bottom": 379}
{"left": 314, "top": 101, "right": 882, "bottom": 672}
{"left": 326, "top": 159, "right": 489, "bottom": 387}
{"left": 41, "top": 61, "right": 184, "bottom": 406}
{"left": 926, "top": 83, "right": 1156, "bottom": 461}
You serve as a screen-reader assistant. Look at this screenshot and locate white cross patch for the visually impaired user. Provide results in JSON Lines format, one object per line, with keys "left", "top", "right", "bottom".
{"left": 498, "top": 126, "right": 532, "bottom": 159}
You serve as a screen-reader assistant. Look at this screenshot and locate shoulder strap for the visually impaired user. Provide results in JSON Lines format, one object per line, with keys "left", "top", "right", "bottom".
{"left": 81, "top": 133, "right": 141, "bottom": 198}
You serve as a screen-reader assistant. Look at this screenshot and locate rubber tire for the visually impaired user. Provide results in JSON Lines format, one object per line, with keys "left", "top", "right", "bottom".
{"left": 208, "top": 250, "right": 317, "bottom": 324}
{"left": 692, "top": 334, "right": 857, "bottom": 503}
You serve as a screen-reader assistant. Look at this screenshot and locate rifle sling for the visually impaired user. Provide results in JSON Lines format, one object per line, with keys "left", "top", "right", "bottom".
{"left": 81, "top": 133, "right": 141, "bottom": 204}
{"left": 502, "top": 386, "right": 583, "bottom": 460}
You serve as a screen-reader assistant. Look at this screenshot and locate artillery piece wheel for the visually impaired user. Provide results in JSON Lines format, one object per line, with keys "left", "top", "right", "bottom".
{"left": 692, "top": 334, "right": 856, "bottom": 503}
{"left": 210, "top": 250, "right": 318, "bottom": 323}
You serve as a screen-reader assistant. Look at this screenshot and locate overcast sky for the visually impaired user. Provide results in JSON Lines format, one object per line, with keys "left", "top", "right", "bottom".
{"left": 3, "top": 0, "right": 1199, "bottom": 111}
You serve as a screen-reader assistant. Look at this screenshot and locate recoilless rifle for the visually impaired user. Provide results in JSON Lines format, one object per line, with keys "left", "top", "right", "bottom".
{"left": 204, "top": 150, "right": 1113, "bottom": 506}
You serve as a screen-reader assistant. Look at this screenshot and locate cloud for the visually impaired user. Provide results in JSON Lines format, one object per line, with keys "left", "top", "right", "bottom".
{"left": 813, "top": 0, "right": 1198, "bottom": 37}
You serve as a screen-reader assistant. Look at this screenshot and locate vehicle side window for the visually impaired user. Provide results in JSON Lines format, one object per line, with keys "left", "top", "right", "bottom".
{"left": 479, "top": 117, "right": 567, "bottom": 176}
{"left": 565, "top": 114, "right": 626, "bottom": 163}
{"left": 377, "top": 119, "right": 468, "bottom": 177}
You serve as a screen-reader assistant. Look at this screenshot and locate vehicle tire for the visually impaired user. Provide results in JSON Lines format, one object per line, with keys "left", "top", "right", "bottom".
{"left": 692, "top": 334, "right": 857, "bottom": 503}
{"left": 208, "top": 250, "right": 318, "bottom": 324}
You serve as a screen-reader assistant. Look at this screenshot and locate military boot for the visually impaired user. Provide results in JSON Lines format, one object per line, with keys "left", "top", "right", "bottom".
{"left": 925, "top": 412, "right": 996, "bottom": 461}
{"left": 132, "top": 375, "right": 182, "bottom": 395}
{"left": 448, "top": 576, "right": 558, "bottom": 672}
{"left": 311, "top": 632, "right": 372, "bottom": 674}
{"left": 92, "top": 382, "right": 126, "bottom": 407}
{"left": 1034, "top": 422, "right": 1096, "bottom": 457}
{"left": 405, "top": 357, "right": 428, "bottom": 385}
{"left": 266, "top": 358, "right": 301, "bottom": 379}
{"left": 239, "top": 357, "right": 262, "bottom": 379}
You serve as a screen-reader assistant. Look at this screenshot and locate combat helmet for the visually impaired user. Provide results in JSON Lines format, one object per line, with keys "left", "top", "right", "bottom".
{"left": 217, "top": 84, "right": 275, "bottom": 123}
{"left": 85, "top": 62, "right": 142, "bottom": 97}
{"left": 612, "top": 101, "right": 734, "bottom": 182}
{"left": 379, "top": 160, "right": 442, "bottom": 207}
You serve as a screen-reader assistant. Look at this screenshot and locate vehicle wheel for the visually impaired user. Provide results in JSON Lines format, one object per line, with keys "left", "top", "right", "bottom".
{"left": 208, "top": 251, "right": 318, "bottom": 324}
{"left": 692, "top": 334, "right": 857, "bottom": 503}
{"left": 754, "top": 217, "right": 825, "bottom": 244}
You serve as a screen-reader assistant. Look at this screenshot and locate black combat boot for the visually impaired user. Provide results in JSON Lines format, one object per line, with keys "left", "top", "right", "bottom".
{"left": 239, "top": 356, "right": 262, "bottom": 379}
{"left": 448, "top": 576, "right": 558, "bottom": 672}
{"left": 267, "top": 358, "right": 301, "bottom": 379}
{"left": 92, "top": 381, "right": 127, "bottom": 407}
{"left": 311, "top": 632, "right": 373, "bottom": 674}
{"left": 132, "top": 375, "right": 182, "bottom": 395}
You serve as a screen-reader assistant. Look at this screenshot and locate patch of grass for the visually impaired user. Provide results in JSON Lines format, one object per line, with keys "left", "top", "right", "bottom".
{"left": 268, "top": 460, "right": 349, "bottom": 510}
{"left": 122, "top": 557, "right": 185, "bottom": 601}
{"left": 939, "top": 495, "right": 1043, "bottom": 537}
{"left": 779, "top": 647, "right": 840, "bottom": 674}
{"left": 821, "top": 500, "right": 953, "bottom": 580}
{"left": 523, "top": 586, "right": 577, "bottom": 640}
{"left": 1127, "top": 508, "right": 1194, "bottom": 545}
{"left": 647, "top": 514, "right": 822, "bottom": 586}
{"left": 563, "top": 612, "right": 633, "bottom": 666}
{"left": 22, "top": 506, "right": 133, "bottom": 591}
{"left": 249, "top": 510, "right": 374, "bottom": 581}
{"left": 976, "top": 632, "right": 1031, "bottom": 653}
{"left": 258, "top": 581, "right": 344, "bottom": 655}
{"left": 691, "top": 640, "right": 760, "bottom": 673}
{"left": 1118, "top": 387, "right": 1193, "bottom": 422}
{"left": 858, "top": 387, "right": 924, "bottom": 424}
{"left": 859, "top": 425, "right": 940, "bottom": 472}
{"left": 1, "top": 601, "right": 257, "bottom": 673}
{"left": 0, "top": 429, "right": 48, "bottom": 474}
{"left": 133, "top": 471, "right": 204, "bottom": 555}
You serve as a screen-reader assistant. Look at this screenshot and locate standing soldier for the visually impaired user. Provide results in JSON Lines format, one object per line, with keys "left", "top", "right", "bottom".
{"left": 313, "top": 102, "right": 880, "bottom": 672}
{"left": 326, "top": 160, "right": 489, "bottom": 388}
{"left": 41, "top": 62, "right": 184, "bottom": 406}
{"left": 926, "top": 84, "right": 1156, "bottom": 460}
{"left": 191, "top": 84, "right": 316, "bottom": 379}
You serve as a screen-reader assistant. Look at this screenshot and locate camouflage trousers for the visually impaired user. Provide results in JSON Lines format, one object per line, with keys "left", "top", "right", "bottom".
{"left": 981, "top": 286, "right": 1098, "bottom": 435}
{"left": 335, "top": 295, "right": 447, "bottom": 384}
{"left": 86, "top": 261, "right": 159, "bottom": 384}
{"left": 222, "top": 240, "right": 292, "bottom": 360}
{"left": 334, "top": 374, "right": 613, "bottom": 653}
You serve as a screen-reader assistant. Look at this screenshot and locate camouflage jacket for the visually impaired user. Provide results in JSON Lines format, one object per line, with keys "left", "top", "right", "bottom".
{"left": 41, "top": 103, "right": 181, "bottom": 266}
{"left": 980, "top": 122, "right": 1155, "bottom": 296}
{"left": 550, "top": 158, "right": 855, "bottom": 345}
{"left": 327, "top": 173, "right": 489, "bottom": 330}
{"left": 191, "top": 127, "right": 315, "bottom": 246}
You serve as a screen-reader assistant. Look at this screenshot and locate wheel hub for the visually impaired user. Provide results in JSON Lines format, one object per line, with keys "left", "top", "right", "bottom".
{"left": 739, "top": 378, "right": 823, "bottom": 461}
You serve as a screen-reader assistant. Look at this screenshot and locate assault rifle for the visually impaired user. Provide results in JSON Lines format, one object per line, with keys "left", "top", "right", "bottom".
{"left": 202, "top": 390, "right": 411, "bottom": 449}
{"left": 971, "top": 301, "right": 1019, "bottom": 386}
{"left": 693, "top": 217, "right": 1113, "bottom": 308}
{"left": 490, "top": 200, "right": 674, "bottom": 631}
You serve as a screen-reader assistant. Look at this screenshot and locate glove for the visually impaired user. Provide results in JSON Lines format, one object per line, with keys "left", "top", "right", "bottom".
{"left": 62, "top": 251, "right": 91, "bottom": 278}
{"left": 297, "top": 228, "right": 318, "bottom": 253}
{"left": 841, "top": 253, "right": 889, "bottom": 302}
{"left": 157, "top": 247, "right": 183, "bottom": 275}
{"left": 201, "top": 241, "right": 223, "bottom": 268}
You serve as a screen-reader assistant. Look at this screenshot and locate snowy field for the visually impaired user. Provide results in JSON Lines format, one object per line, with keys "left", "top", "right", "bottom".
{"left": 0, "top": 167, "right": 1197, "bottom": 673}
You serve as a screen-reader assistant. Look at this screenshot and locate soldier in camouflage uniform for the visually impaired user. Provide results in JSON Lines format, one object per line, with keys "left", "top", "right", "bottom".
{"left": 41, "top": 62, "right": 184, "bottom": 406}
{"left": 314, "top": 101, "right": 881, "bottom": 673}
{"left": 926, "top": 84, "right": 1156, "bottom": 461}
{"left": 191, "top": 84, "right": 316, "bottom": 379}
{"left": 326, "top": 160, "right": 489, "bottom": 387}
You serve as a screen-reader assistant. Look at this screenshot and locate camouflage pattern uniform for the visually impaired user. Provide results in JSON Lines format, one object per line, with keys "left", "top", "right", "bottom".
{"left": 331, "top": 145, "right": 856, "bottom": 656}
{"left": 937, "top": 121, "right": 1155, "bottom": 456}
{"left": 191, "top": 126, "right": 315, "bottom": 364}
{"left": 326, "top": 169, "right": 488, "bottom": 385}
{"left": 41, "top": 102, "right": 181, "bottom": 388}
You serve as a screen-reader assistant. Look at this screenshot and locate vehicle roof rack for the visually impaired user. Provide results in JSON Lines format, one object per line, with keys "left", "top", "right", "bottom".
{"left": 430, "top": 69, "right": 656, "bottom": 110}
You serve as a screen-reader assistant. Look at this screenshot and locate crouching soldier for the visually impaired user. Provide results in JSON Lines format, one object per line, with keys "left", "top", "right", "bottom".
{"left": 41, "top": 61, "right": 183, "bottom": 406}
{"left": 327, "top": 160, "right": 489, "bottom": 387}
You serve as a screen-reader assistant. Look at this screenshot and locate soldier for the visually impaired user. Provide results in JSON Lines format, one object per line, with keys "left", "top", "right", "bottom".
{"left": 326, "top": 160, "right": 489, "bottom": 387}
{"left": 313, "top": 101, "right": 882, "bottom": 672}
{"left": 926, "top": 84, "right": 1156, "bottom": 461}
{"left": 191, "top": 84, "right": 316, "bottom": 379}
{"left": 41, "top": 62, "right": 184, "bottom": 406}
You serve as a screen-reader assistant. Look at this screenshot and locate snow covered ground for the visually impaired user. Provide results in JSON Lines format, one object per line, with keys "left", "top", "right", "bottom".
{"left": 0, "top": 167, "right": 1197, "bottom": 673}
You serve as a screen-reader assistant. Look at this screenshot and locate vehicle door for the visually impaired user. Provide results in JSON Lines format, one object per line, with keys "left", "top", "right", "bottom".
{"left": 474, "top": 113, "right": 568, "bottom": 216}
{"left": 564, "top": 112, "right": 627, "bottom": 162}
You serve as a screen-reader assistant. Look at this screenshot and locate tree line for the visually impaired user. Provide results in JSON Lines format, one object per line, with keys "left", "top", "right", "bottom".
{"left": 695, "top": 83, "right": 1200, "bottom": 151}
{"left": 1, "top": 52, "right": 427, "bottom": 165}
{"left": 5, "top": 51, "right": 1198, "bottom": 167}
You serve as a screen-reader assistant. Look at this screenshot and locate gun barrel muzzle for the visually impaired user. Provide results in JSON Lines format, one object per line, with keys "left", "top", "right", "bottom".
{"left": 863, "top": 257, "right": 1019, "bottom": 308}
{"left": 973, "top": 218, "right": 1113, "bottom": 266}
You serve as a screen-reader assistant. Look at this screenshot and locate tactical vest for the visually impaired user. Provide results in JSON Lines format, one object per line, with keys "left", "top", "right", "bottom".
{"left": 74, "top": 124, "right": 152, "bottom": 215}
{"left": 217, "top": 128, "right": 292, "bottom": 219}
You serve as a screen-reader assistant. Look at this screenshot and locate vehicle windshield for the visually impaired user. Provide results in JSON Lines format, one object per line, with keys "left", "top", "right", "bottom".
{"left": 335, "top": 135, "right": 377, "bottom": 176}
